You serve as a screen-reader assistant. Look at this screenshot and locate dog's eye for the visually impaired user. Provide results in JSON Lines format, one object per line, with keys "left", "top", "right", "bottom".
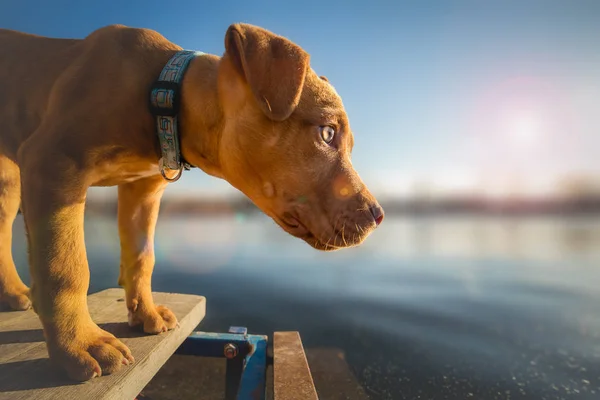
{"left": 320, "top": 126, "right": 335, "bottom": 144}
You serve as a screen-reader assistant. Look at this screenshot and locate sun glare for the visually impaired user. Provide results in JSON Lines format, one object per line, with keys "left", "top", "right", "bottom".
{"left": 509, "top": 113, "right": 543, "bottom": 147}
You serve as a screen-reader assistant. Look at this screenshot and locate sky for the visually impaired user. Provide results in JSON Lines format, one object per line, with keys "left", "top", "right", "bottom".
{"left": 3, "top": 0, "right": 600, "bottom": 199}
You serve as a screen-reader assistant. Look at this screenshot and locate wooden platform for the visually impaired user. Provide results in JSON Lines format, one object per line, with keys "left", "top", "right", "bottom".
{"left": 0, "top": 288, "right": 206, "bottom": 400}
{"left": 274, "top": 332, "right": 318, "bottom": 400}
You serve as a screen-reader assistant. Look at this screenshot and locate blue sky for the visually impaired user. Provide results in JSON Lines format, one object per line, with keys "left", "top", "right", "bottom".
{"left": 3, "top": 0, "right": 600, "bottom": 199}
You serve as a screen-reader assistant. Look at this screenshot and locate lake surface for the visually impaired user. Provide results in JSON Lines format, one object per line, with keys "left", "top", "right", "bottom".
{"left": 11, "top": 213, "right": 600, "bottom": 399}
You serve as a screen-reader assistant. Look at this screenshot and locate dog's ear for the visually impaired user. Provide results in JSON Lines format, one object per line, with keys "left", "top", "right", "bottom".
{"left": 224, "top": 23, "right": 310, "bottom": 121}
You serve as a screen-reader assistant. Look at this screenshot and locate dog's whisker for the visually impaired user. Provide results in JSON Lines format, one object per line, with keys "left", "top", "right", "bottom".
{"left": 333, "top": 215, "right": 343, "bottom": 244}
{"left": 327, "top": 214, "right": 342, "bottom": 247}
{"left": 355, "top": 223, "right": 362, "bottom": 238}
{"left": 328, "top": 217, "right": 342, "bottom": 247}
{"left": 341, "top": 223, "right": 348, "bottom": 247}
{"left": 263, "top": 96, "right": 272, "bottom": 114}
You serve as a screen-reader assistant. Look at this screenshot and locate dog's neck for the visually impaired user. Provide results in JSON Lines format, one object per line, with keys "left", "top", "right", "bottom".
{"left": 178, "top": 54, "right": 225, "bottom": 179}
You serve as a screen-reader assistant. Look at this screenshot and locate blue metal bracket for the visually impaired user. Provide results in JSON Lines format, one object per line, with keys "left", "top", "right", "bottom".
{"left": 176, "top": 326, "right": 268, "bottom": 400}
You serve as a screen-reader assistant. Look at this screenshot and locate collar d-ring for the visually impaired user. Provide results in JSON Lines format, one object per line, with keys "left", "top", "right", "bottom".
{"left": 159, "top": 158, "right": 184, "bottom": 182}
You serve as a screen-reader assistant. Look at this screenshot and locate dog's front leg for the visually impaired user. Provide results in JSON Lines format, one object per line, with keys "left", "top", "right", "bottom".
{"left": 0, "top": 156, "right": 31, "bottom": 310}
{"left": 117, "top": 176, "right": 177, "bottom": 333}
{"left": 19, "top": 142, "right": 133, "bottom": 381}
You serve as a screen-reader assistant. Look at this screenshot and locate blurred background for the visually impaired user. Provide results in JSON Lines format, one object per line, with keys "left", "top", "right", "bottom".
{"left": 3, "top": 0, "right": 600, "bottom": 399}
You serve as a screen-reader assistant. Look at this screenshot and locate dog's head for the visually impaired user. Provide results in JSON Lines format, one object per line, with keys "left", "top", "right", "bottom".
{"left": 214, "top": 23, "right": 383, "bottom": 251}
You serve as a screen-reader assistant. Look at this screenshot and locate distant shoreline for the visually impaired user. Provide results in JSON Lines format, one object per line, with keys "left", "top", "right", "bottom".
{"left": 81, "top": 196, "right": 600, "bottom": 217}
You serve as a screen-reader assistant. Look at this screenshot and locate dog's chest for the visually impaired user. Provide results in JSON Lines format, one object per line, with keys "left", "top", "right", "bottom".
{"left": 91, "top": 161, "right": 160, "bottom": 186}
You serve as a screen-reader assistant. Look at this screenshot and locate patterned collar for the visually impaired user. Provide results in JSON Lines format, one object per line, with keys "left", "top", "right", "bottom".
{"left": 149, "top": 50, "right": 204, "bottom": 182}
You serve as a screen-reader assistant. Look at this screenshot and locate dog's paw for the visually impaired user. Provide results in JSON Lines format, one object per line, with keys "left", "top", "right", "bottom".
{"left": 1, "top": 286, "right": 32, "bottom": 311}
{"left": 128, "top": 304, "right": 178, "bottom": 334}
{"left": 47, "top": 325, "right": 134, "bottom": 381}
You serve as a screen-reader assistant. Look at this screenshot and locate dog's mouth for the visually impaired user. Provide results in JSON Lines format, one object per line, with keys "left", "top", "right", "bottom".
{"left": 276, "top": 212, "right": 342, "bottom": 251}
{"left": 280, "top": 212, "right": 312, "bottom": 238}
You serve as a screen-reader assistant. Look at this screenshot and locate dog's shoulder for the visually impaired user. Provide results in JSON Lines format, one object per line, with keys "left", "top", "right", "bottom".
{"left": 82, "top": 24, "right": 179, "bottom": 53}
{"left": 0, "top": 28, "right": 39, "bottom": 38}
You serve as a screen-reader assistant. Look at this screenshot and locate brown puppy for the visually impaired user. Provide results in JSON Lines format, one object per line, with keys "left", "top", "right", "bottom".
{"left": 0, "top": 23, "right": 384, "bottom": 380}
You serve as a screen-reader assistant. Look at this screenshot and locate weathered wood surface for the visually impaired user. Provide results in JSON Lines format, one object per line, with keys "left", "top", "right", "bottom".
{"left": 0, "top": 288, "right": 206, "bottom": 400}
{"left": 273, "top": 331, "right": 318, "bottom": 400}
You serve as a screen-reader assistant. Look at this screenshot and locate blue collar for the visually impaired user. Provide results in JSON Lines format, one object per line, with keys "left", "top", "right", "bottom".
{"left": 149, "top": 50, "right": 204, "bottom": 182}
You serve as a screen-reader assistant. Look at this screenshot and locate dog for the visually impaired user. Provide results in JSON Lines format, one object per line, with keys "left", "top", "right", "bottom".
{"left": 0, "top": 23, "right": 384, "bottom": 381}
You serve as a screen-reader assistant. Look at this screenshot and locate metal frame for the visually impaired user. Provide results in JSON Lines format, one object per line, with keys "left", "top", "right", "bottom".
{"left": 175, "top": 326, "right": 269, "bottom": 400}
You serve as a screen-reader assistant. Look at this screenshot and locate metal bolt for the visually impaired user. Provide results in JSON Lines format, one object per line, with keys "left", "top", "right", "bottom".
{"left": 224, "top": 343, "right": 238, "bottom": 359}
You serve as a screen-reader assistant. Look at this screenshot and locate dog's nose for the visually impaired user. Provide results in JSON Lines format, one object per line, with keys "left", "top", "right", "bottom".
{"left": 369, "top": 203, "right": 384, "bottom": 226}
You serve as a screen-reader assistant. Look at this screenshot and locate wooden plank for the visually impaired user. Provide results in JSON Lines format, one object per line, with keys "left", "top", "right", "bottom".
{"left": 0, "top": 288, "right": 206, "bottom": 400}
{"left": 273, "top": 331, "right": 318, "bottom": 400}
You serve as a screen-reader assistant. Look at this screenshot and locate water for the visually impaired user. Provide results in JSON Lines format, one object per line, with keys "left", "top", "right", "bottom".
{"left": 11, "top": 213, "right": 600, "bottom": 399}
